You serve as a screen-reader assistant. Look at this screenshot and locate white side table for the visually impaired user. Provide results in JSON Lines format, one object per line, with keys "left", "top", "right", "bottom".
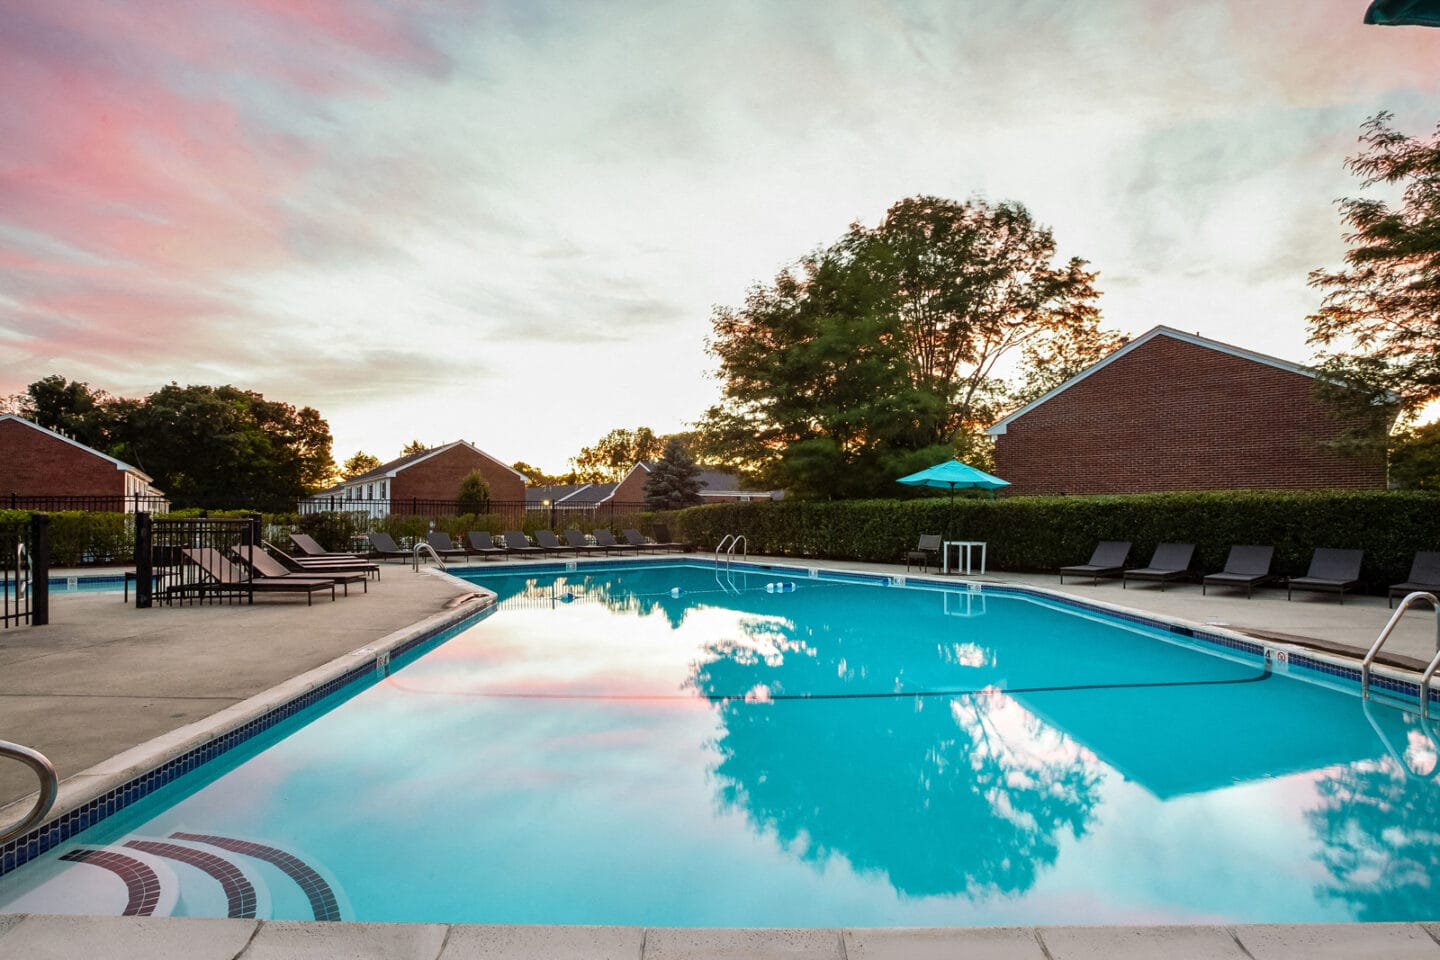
{"left": 942, "top": 541, "right": 987, "bottom": 576}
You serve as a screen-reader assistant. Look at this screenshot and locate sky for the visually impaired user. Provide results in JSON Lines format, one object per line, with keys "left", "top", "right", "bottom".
{"left": 1, "top": 1, "right": 1437, "bottom": 472}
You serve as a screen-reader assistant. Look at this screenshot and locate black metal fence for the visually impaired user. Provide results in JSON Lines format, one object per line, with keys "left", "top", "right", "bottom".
{"left": 134, "top": 513, "right": 259, "bottom": 608}
{"left": 1, "top": 515, "right": 49, "bottom": 628}
{"left": 6, "top": 492, "right": 171, "bottom": 513}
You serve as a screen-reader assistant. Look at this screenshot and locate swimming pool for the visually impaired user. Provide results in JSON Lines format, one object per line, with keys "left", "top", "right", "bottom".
{"left": 2, "top": 560, "right": 1437, "bottom": 925}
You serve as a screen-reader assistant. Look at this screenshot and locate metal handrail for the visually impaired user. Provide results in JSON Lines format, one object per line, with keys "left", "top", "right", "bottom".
{"left": 714, "top": 534, "right": 735, "bottom": 566}
{"left": 726, "top": 535, "right": 747, "bottom": 569}
{"left": 0, "top": 739, "right": 58, "bottom": 844}
{"left": 15, "top": 540, "right": 28, "bottom": 601}
{"left": 1362, "top": 591, "right": 1440, "bottom": 700}
{"left": 413, "top": 542, "right": 446, "bottom": 571}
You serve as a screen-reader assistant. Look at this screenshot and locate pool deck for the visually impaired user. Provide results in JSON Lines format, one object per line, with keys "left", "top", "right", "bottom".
{"left": 2, "top": 552, "right": 1438, "bottom": 958}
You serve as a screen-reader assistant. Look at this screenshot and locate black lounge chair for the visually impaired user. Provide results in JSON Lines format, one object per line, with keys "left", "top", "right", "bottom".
{"left": 426, "top": 532, "right": 469, "bottom": 562}
{"left": 905, "top": 534, "right": 942, "bottom": 573}
{"left": 564, "top": 529, "right": 606, "bottom": 556}
{"left": 263, "top": 541, "right": 380, "bottom": 580}
{"left": 652, "top": 523, "right": 695, "bottom": 552}
{"left": 245, "top": 549, "right": 368, "bottom": 596}
{"left": 182, "top": 547, "right": 335, "bottom": 605}
{"left": 1059, "top": 541, "right": 1131, "bottom": 585}
{"left": 289, "top": 532, "right": 365, "bottom": 560}
{"left": 1202, "top": 545, "right": 1276, "bottom": 598}
{"left": 367, "top": 532, "right": 410, "bottom": 562}
{"left": 465, "top": 531, "right": 506, "bottom": 561}
{"left": 592, "top": 529, "right": 638, "bottom": 554}
{"left": 624, "top": 528, "right": 669, "bottom": 554}
{"left": 1122, "top": 543, "right": 1196, "bottom": 591}
{"left": 1390, "top": 552, "right": 1440, "bottom": 608}
{"left": 502, "top": 530, "right": 544, "bottom": 557}
{"left": 1288, "top": 548, "right": 1364, "bottom": 604}
{"left": 533, "top": 530, "right": 573, "bottom": 555}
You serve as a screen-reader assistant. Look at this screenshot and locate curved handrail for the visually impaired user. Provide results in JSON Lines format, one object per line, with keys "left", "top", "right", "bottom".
{"left": 726, "top": 535, "right": 747, "bottom": 570}
{"left": 0, "top": 739, "right": 58, "bottom": 844}
{"left": 413, "top": 541, "right": 446, "bottom": 571}
{"left": 714, "top": 534, "right": 735, "bottom": 566}
{"left": 1362, "top": 591, "right": 1439, "bottom": 699}
{"left": 15, "top": 540, "right": 28, "bottom": 601}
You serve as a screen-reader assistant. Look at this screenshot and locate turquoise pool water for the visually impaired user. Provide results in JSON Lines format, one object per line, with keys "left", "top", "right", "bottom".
{"left": 2, "top": 562, "right": 1437, "bottom": 925}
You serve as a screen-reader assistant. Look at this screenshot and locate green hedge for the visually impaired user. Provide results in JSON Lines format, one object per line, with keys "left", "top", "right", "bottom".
{"left": 670, "top": 490, "right": 1440, "bottom": 593}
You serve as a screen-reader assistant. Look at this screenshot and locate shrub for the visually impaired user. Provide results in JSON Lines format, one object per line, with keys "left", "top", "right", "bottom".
{"left": 669, "top": 490, "right": 1440, "bottom": 593}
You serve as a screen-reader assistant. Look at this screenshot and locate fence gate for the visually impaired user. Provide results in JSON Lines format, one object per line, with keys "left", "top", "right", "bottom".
{"left": 1, "top": 515, "right": 49, "bottom": 628}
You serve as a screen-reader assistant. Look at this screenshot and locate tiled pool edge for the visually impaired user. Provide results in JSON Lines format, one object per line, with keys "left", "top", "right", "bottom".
{"left": 0, "top": 584, "right": 496, "bottom": 880}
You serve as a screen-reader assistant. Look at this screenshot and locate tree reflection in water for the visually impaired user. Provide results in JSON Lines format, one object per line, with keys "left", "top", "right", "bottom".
{"left": 688, "top": 611, "right": 1102, "bottom": 900}
{"left": 1308, "top": 722, "right": 1440, "bottom": 922}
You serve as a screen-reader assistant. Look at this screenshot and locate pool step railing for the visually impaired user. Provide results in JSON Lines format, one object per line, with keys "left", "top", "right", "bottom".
{"left": 1360, "top": 591, "right": 1440, "bottom": 708}
{"left": 0, "top": 739, "right": 57, "bottom": 844}
{"left": 413, "top": 541, "right": 445, "bottom": 571}
{"left": 714, "top": 534, "right": 747, "bottom": 570}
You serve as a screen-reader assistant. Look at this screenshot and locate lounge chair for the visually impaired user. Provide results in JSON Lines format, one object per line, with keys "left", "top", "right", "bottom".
{"left": 1059, "top": 541, "right": 1131, "bottom": 585}
{"left": 502, "top": 530, "right": 544, "bottom": 557}
{"left": 244, "top": 549, "right": 368, "bottom": 595}
{"left": 1390, "top": 552, "right": 1440, "bottom": 608}
{"left": 1122, "top": 543, "right": 1196, "bottom": 591}
{"left": 466, "top": 531, "right": 507, "bottom": 561}
{"left": 1202, "top": 545, "right": 1276, "bottom": 598}
{"left": 182, "top": 547, "right": 335, "bottom": 605}
{"left": 652, "top": 523, "right": 695, "bottom": 552}
{"left": 533, "top": 530, "right": 574, "bottom": 555}
{"left": 367, "top": 532, "right": 410, "bottom": 562}
{"left": 624, "top": 528, "right": 668, "bottom": 554}
{"left": 905, "top": 534, "right": 942, "bottom": 573}
{"left": 1288, "top": 548, "right": 1364, "bottom": 604}
{"left": 263, "top": 541, "right": 380, "bottom": 580}
{"left": 289, "top": 532, "right": 365, "bottom": 560}
{"left": 564, "top": 529, "right": 606, "bottom": 556}
{"left": 426, "top": 532, "right": 469, "bottom": 563}
{"left": 592, "top": 529, "right": 638, "bottom": 554}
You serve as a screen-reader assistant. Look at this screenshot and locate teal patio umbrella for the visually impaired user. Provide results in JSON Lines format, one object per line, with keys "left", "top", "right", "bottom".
{"left": 897, "top": 460, "right": 1010, "bottom": 499}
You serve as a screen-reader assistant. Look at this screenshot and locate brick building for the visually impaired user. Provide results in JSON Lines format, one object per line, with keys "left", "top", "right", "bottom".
{"left": 611, "top": 462, "right": 784, "bottom": 507}
{"left": 0, "top": 414, "right": 166, "bottom": 510}
{"left": 984, "top": 327, "right": 1388, "bottom": 495}
{"left": 305, "top": 440, "right": 525, "bottom": 516}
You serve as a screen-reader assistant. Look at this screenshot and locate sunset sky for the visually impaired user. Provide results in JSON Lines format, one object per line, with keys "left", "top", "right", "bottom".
{"left": 2, "top": 1, "right": 1437, "bottom": 471}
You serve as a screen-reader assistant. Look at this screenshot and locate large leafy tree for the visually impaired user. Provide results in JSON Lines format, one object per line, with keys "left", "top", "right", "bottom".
{"left": 1307, "top": 113, "right": 1440, "bottom": 469}
{"left": 342, "top": 451, "right": 382, "bottom": 478}
{"left": 698, "top": 195, "right": 1110, "bottom": 497}
{"left": 571, "top": 426, "right": 666, "bottom": 482}
{"left": 3, "top": 375, "right": 119, "bottom": 452}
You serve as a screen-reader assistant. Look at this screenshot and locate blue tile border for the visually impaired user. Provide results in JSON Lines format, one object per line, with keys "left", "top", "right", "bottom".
{"left": 0, "top": 605, "right": 486, "bottom": 880}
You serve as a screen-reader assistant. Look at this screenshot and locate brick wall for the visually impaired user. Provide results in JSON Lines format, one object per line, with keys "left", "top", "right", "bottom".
{"left": 391, "top": 445, "right": 525, "bottom": 504}
{"left": 993, "top": 335, "right": 1387, "bottom": 495}
{"left": 611, "top": 464, "right": 650, "bottom": 506}
{"left": 0, "top": 419, "right": 126, "bottom": 497}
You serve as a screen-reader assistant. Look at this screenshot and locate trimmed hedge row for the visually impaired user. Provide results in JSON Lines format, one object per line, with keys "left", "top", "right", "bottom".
{"left": 670, "top": 490, "right": 1440, "bottom": 594}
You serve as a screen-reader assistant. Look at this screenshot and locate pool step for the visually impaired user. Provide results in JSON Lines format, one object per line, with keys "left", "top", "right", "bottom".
{"left": 0, "top": 832, "right": 343, "bottom": 920}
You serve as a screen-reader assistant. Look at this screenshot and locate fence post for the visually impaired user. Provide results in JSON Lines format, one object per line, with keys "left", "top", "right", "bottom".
{"left": 30, "top": 512, "right": 49, "bottom": 626}
{"left": 135, "top": 512, "right": 153, "bottom": 609}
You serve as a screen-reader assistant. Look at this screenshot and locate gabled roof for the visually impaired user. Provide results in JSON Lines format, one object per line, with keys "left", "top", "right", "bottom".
{"left": 342, "top": 440, "right": 525, "bottom": 484}
{"left": 525, "top": 482, "right": 620, "bottom": 506}
{"left": 0, "top": 414, "right": 153, "bottom": 481}
{"left": 986, "top": 326, "right": 1321, "bottom": 436}
{"left": 626, "top": 461, "right": 782, "bottom": 499}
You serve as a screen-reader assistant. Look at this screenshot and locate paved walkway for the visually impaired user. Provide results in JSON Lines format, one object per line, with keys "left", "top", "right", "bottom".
{"left": 2, "top": 553, "right": 1438, "bottom": 958}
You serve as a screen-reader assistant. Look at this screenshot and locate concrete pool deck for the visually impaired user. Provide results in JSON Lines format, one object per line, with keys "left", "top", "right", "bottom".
{"left": 2, "top": 552, "right": 1438, "bottom": 958}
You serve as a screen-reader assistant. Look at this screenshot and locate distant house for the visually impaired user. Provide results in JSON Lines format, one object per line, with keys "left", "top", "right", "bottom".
{"left": 984, "top": 326, "right": 1388, "bottom": 496}
{"left": 525, "top": 482, "right": 620, "bottom": 514}
{"left": 611, "top": 462, "right": 784, "bottom": 507}
{"left": 0, "top": 413, "right": 167, "bottom": 511}
{"left": 304, "top": 440, "right": 525, "bottom": 516}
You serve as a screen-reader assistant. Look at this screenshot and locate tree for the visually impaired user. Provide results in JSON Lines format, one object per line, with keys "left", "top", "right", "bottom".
{"left": 457, "top": 469, "right": 491, "bottom": 512}
{"left": 115, "top": 383, "right": 335, "bottom": 511}
{"left": 401, "top": 440, "right": 430, "bottom": 457}
{"left": 3, "top": 375, "right": 118, "bottom": 451}
{"left": 698, "top": 195, "right": 1111, "bottom": 497}
{"left": 571, "top": 427, "right": 665, "bottom": 482}
{"left": 1307, "top": 113, "right": 1440, "bottom": 436}
{"left": 644, "top": 437, "right": 704, "bottom": 509}
{"left": 1388, "top": 420, "right": 1440, "bottom": 489}
{"left": 342, "top": 451, "right": 382, "bottom": 478}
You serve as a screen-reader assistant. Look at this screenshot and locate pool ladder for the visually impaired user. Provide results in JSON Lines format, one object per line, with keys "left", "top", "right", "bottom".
{"left": 413, "top": 541, "right": 446, "bottom": 571}
{"left": 715, "top": 534, "right": 746, "bottom": 570}
{"left": 0, "top": 739, "right": 57, "bottom": 844}
{"left": 1360, "top": 591, "right": 1440, "bottom": 715}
